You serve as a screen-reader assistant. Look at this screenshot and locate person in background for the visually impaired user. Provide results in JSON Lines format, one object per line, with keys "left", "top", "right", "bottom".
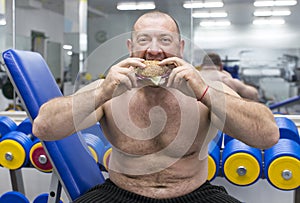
{"left": 200, "top": 53, "right": 259, "bottom": 101}
{"left": 33, "top": 11, "right": 279, "bottom": 203}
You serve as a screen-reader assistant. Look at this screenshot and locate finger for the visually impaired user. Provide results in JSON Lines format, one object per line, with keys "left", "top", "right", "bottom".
{"left": 167, "top": 69, "right": 176, "bottom": 87}
{"left": 113, "top": 66, "right": 137, "bottom": 88}
{"left": 173, "top": 69, "right": 189, "bottom": 88}
{"left": 167, "top": 65, "right": 186, "bottom": 87}
{"left": 127, "top": 66, "right": 137, "bottom": 87}
{"left": 159, "top": 57, "right": 185, "bottom": 67}
{"left": 174, "top": 70, "right": 186, "bottom": 83}
{"left": 118, "top": 74, "right": 133, "bottom": 90}
{"left": 118, "top": 58, "right": 145, "bottom": 69}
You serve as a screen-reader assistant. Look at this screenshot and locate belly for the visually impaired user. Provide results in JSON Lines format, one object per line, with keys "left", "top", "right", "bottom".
{"left": 109, "top": 153, "right": 209, "bottom": 199}
{"left": 100, "top": 88, "right": 214, "bottom": 198}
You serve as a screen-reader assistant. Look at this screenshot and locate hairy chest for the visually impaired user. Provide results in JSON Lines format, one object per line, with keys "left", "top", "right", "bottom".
{"left": 102, "top": 88, "right": 206, "bottom": 155}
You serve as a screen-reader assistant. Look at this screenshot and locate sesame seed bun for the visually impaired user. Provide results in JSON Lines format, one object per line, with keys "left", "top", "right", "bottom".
{"left": 136, "top": 60, "right": 170, "bottom": 78}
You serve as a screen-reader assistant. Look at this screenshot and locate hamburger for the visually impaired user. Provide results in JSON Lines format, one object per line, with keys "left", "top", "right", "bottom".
{"left": 135, "top": 60, "right": 171, "bottom": 85}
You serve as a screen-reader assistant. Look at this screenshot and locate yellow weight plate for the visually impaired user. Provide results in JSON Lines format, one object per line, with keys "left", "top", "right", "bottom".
{"left": 87, "top": 146, "right": 99, "bottom": 163}
{"left": 0, "top": 140, "right": 26, "bottom": 170}
{"left": 207, "top": 155, "right": 217, "bottom": 181}
{"left": 85, "top": 73, "right": 92, "bottom": 81}
{"left": 103, "top": 148, "right": 112, "bottom": 170}
{"left": 223, "top": 152, "right": 260, "bottom": 186}
{"left": 268, "top": 156, "right": 300, "bottom": 190}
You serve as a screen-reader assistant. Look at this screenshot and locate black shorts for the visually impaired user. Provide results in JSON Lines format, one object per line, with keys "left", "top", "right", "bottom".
{"left": 73, "top": 179, "right": 241, "bottom": 203}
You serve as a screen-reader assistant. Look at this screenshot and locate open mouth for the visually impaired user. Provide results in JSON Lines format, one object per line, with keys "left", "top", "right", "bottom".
{"left": 134, "top": 60, "right": 174, "bottom": 85}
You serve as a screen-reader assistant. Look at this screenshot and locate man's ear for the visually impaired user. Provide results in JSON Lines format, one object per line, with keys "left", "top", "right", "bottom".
{"left": 179, "top": 39, "right": 185, "bottom": 58}
{"left": 220, "top": 64, "right": 223, "bottom": 71}
{"left": 127, "top": 39, "right": 133, "bottom": 57}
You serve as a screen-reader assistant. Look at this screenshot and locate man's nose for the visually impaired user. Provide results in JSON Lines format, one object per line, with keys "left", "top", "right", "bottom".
{"left": 147, "top": 40, "right": 162, "bottom": 56}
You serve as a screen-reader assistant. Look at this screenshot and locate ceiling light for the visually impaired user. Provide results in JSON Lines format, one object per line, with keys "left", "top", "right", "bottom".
{"left": 254, "top": 0, "right": 297, "bottom": 7}
{"left": 193, "top": 11, "right": 228, "bottom": 18}
{"left": 254, "top": 9, "right": 291, "bottom": 16}
{"left": 253, "top": 18, "right": 285, "bottom": 25}
{"left": 0, "top": 18, "right": 6, "bottom": 26}
{"left": 63, "top": 45, "right": 73, "bottom": 50}
{"left": 183, "top": 1, "right": 224, "bottom": 9}
{"left": 117, "top": 2, "right": 155, "bottom": 10}
{"left": 200, "top": 20, "right": 231, "bottom": 27}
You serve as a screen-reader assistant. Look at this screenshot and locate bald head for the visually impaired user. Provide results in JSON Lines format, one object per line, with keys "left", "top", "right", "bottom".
{"left": 128, "top": 11, "right": 184, "bottom": 59}
{"left": 133, "top": 11, "right": 181, "bottom": 38}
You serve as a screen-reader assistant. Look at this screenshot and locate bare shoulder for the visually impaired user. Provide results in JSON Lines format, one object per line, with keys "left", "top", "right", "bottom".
{"left": 221, "top": 70, "right": 233, "bottom": 78}
{"left": 200, "top": 70, "right": 228, "bottom": 83}
{"left": 208, "top": 80, "right": 240, "bottom": 98}
{"left": 199, "top": 69, "right": 219, "bottom": 81}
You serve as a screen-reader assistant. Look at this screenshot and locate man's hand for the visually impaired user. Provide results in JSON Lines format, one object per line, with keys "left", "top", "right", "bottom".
{"left": 102, "top": 58, "right": 145, "bottom": 99}
{"left": 160, "top": 57, "right": 208, "bottom": 100}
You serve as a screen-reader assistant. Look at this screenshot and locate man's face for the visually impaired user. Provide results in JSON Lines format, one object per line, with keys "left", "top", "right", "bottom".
{"left": 128, "top": 16, "right": 184, "bottom": 61}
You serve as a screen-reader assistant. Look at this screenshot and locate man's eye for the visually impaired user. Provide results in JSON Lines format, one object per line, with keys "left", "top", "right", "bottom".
{"left": 161, "top": 37, "right": 172, "bottom": 44}
{"left": 137, "top": 37, "right": 150, "bottom": 43}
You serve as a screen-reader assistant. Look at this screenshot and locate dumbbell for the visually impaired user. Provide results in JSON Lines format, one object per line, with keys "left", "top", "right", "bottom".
{"left": 17, "top": 118, "right": 52, "bottom": 172}
{"left": 207, "top": 131, "right": 223, "bottom": 181}
{"left": 0, "top": 116, "right": 17, "bottom": 138}
{"left": 82, "top": 133, "right": 101, "bottom": 163}
{"left": 33, "top": 193, "right": 64, "bottom": 203}
{"left": 222, "top": 135, "right": 262, "bottom": 186}
{"left": 264, "top": 116, "right": 300, "bottom": 190}
{"left": 81, "top": 123, "right": 110, "bottom": 146}
{"left": 82, "top": 133, "right": 112, "bottom": 170}
{"left": 29, "top": 140, "right": 53, "bottom": 172}
{"left": 14, "top": 118, "right": 53, "bottom": 173}
{"left": 0, "top": 118, "right": 37, "bottom": 170}
{"left": 16, "top": 118, "right": 52, "bottom": 172}
{"left": 0, "top": 191, "right": 29, "bottom": 203}
{"left": 0, "top": 131, "right": 33, "bottom": 170}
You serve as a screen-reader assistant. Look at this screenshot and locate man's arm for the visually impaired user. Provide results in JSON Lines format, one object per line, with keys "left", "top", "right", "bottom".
{"left": 33, "top": 58, "right": 145, "bottom": 141}
{"left": 32, "top": 80, "right": 106, "bottom": 140}
{"left": 202, "top": 82, "right": 278, "bottom": 149}
{"left": 223, "top": 77, "right": 259, "bottom": 101}
{"left": 162, "top": 57, "right": 279, "bottom": 149}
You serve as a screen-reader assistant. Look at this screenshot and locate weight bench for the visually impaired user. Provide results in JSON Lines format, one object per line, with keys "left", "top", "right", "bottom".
{"left": 2, "top": 49, "right": 105, "bottom": 202}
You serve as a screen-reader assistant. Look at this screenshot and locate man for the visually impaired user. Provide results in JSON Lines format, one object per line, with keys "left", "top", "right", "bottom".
{"left": 33, "top": 11, "right": 279, "bottom": 203}
{"left": 200, "top": 53, "right": 259, "bottom": 101}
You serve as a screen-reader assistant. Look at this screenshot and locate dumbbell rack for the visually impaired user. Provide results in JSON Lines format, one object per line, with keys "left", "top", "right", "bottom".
{"left": 204, "top": 115, "right": 300, "bottom": 203}
{"left": 0, "top": 111, "right": 55, "bottom": 202}
{"left": 9, "top": 169, "right": 25, "bottom": 194}
{"left": 0, "top": 111, "right": 111, "bottom": 202}
{"left": 1, "top": 112, "right": 300, "bottom": 202}
{"left": 277, "top": 115, "right": 300, "bottom": 203}
{"left": 0, "top": 111, "right": 26, "bottom": 193}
